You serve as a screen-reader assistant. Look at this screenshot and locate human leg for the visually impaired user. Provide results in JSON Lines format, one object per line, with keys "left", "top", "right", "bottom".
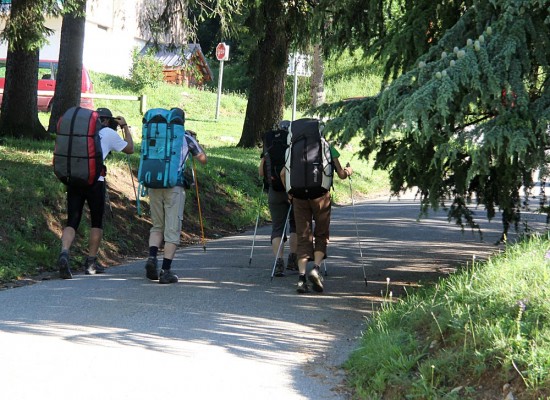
{"left": 158, "top": 187, "right": 184, "bottom": 284}
{"left": 59, "top": 186, "right": 86, "bottom": 279}
{"left": 85, "top": 181, "right": 107, "bottom": 274}
{"left": 145, "top": 189, "right": 166, "bottom": 280}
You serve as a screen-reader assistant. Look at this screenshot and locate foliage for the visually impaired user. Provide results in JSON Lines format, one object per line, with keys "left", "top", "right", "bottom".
{"left": 317, "top": 0, "right": 550, "bottom": 238}
{"left": 346, "top": 233, "right": 550, "bottom": 398}
{"left": 128, "top": 48, "right": 165, "bottom": 92}
{"left": 0, "top": 0, "right": 82, "bottom": 52}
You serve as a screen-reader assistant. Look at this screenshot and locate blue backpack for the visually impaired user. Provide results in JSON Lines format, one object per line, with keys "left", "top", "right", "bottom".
{"left": 137, "top": 107, "right": 188, "bottom": 214}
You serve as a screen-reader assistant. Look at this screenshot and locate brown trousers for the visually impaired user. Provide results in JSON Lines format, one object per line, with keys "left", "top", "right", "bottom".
{"left": 292, "top": 191, "right": 331, "bottom": 261}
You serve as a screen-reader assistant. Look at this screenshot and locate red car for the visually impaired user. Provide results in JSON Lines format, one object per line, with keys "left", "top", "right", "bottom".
{"left": 0, "top": 59, "right": 95, "bottom": 111}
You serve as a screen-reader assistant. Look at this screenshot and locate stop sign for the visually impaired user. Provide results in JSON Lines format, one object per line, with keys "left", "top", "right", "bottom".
{"left": 216, "top": 42, "right": 229, "bottom": 61}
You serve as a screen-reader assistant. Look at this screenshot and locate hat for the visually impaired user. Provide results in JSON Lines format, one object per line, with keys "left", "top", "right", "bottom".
{"left": 96, "top": 107, "right": 113, "bottom": 118}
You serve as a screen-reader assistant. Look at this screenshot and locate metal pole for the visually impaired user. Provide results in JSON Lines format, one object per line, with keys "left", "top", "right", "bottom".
{"left": 215, "top": 60, "right": 224, "bottom": 120}
{"left": 347, "top": 163, "right": 367, "bottom": 286}
{"left": 292, "top": 54, "right": 298, "bottom": 121}
{"left": 249, "top": 192, "right": 264, "bottom": 266}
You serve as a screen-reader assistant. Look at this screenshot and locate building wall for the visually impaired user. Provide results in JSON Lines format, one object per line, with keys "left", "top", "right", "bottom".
{"left": 0, "top": 0, "right": 150, "bottom": 77}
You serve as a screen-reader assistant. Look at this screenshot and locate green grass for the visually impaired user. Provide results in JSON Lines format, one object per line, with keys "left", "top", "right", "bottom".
{"left": 345, "top": 233, "right": 550, "bottom": 399}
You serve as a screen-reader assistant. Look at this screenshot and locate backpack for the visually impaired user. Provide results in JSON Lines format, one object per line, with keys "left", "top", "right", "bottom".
{"left": 137, "top": 107, "right": 188, "bottom": 189}
{"left": 262, "top": 128, "right": 289, "bottom": 192}
{"left": 284, "top": 118, "right": 333, "bottom": 199}
{"left": 53, "top": 106, "right": 104, "bottom": 187}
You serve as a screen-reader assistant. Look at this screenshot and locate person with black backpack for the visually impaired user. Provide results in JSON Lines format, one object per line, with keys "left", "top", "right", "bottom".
{"left": 258, "top": 121, "right": 298, "bottom": 277}
{"left": 280, "top": 118, "right": 353, "bottom": 294}
{"left": 57, "top": 107, "right": 134, "bottom": 279}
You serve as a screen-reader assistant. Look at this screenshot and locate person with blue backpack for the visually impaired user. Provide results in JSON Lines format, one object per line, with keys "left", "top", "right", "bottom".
{"left": 141, "top": 112, "right": 207, "bottom": 284}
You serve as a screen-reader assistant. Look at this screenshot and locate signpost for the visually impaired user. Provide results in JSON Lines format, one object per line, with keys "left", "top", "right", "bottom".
{"left": 215, "top": 42, "right": 229, "bottom": 120}
{"left": 287, "top": 53, "right": 311, "bottom": 120}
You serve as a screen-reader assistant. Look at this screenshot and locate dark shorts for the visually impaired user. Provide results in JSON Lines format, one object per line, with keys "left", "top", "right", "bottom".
{"left": 66, "top": 180, "right": 106, "bottom": 230}
{"left": 268, "top": 188, "right": 296, "bottom": 242}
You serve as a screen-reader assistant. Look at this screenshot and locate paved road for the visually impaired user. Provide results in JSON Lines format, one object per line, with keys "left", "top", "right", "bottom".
{"left": 0, "top": 194, "right": 542, "bottom": 399}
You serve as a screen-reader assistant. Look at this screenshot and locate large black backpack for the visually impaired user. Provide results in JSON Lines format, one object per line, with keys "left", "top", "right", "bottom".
{"left": 284, "top": 118, "right": 333, "bottom": 199}
{"left": 262, "top": 129, "right": 289, "bottom": 192}
{"left": 53, "top": 107, "right": 104, "bottom": 187}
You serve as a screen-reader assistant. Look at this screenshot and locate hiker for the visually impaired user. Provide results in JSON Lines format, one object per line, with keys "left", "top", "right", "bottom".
{"left": 57, "top": 107, "right": 134, "bottom": 279}
{"left": 144, "top": 129, "right": 207, "bottom": 284}
{"left": 258, "top": 121, "right": 298, "bottom": 277}
{"left": 280, "top": 119, "right": 353, "bottom": 293}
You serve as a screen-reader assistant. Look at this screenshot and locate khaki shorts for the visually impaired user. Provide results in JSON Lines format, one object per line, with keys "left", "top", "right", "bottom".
{"left": 149, "top": 186, "right": 186, "bottom": 245}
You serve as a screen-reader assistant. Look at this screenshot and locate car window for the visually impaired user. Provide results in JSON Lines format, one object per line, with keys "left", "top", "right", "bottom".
{"left": 38, "top": 62, "right": 53, "bottom": 80}
{"left": 0, "top": 61, "right": 6, "bottom": 78}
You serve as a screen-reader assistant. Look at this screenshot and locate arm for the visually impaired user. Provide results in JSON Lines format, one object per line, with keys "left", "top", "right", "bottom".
{"left": 259, "top": 157, "right": 265, "bottom": 177}
{"left": 187, "top": 133, "right": 207, "bottom": 165}
{"left": 333, "top": 157, "right": 352, "bottom": 180}
{"left": 114, "top": 116, "right": 134, "bottom": 154}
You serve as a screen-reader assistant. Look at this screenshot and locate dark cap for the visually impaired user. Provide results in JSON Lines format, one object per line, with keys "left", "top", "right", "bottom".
{"left": 96, "top": 107, "right": 113, "bottom": 118}
{"left": 278, "top": 120, "right": 291, "bottom": 131}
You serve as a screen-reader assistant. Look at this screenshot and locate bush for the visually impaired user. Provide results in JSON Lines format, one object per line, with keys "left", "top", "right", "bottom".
{"left": 128, "top": 48, "right": 164, "bottom": 91}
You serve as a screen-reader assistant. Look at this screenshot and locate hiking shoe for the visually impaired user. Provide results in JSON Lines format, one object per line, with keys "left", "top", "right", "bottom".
{"left": 296, "top": 276, "right": 309, "bottom": 294}
{"left": 274, "top": 258, "right": 285, "bottom": 277}
{"left": 145, "top": 257, "right": 159, "bottom": 280}
{"left": 159, "top": 269, "right": 178, "bottom": 284}
{"left": 84, "top": 257, "right": 105, "bottom": 275}
{"left": 58, "top": 252, "right": 72, "bottom": 279}
{"left": 308, "top": 266, "right": 324, "bottom": 293}
{"left": 286, "top": 253, "right": 298, "bottom": 271}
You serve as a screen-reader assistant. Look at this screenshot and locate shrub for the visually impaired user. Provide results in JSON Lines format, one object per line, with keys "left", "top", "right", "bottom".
{"left": 128, "top": 48, "right": 164, "bottom": 91}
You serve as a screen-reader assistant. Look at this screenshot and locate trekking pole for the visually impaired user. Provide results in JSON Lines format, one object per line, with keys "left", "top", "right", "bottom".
{"left": 127, "top": 155, "right": 137, "bottom": 204}
{"left": 249, "top": 191, "right": 264, "bottom": 266}
{"left": 192, "top": 158, "right": 207, "bottom": 252}
{"left": 323, "top": 259, "right": 328, "bottom": 276}
{"left": 105, "top": 181, "right": 114, "bottom": 218}
{"left": 271, "top": 204, "right": 292, "bottom": 281}
{"left": 346, "top": 162, "right": 367, "bottom": 286}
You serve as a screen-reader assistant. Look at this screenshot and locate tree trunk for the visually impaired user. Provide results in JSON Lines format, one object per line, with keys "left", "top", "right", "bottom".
{"left": 0, "top": 0, "right": 46, "bottom": 139}
{"left": 310, "top": 44, "right": 325, "bottom": 108}
{"left": 48, "top": 0, "right": 86, "bottom": 133}
{"left": 237, "top": 1, "right": 290, "bottom": 148}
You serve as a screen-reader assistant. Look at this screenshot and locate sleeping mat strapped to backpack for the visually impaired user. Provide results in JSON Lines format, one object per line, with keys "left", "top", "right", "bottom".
{"left": 54, "top": 106, "right": 104, "bottom": 187}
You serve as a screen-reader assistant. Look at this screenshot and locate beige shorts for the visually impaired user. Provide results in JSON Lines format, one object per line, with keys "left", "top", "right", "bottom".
{"left": 149, "top": 186, "right": 186, "bottom": 245}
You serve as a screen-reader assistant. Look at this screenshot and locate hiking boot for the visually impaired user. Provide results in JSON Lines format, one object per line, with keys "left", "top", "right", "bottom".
{"left": 296, "top": 275, "right": 309, "bottom": 294}
{"left": 308, "top": 266, "right": 324, "bottom": 293}
{"left": 58, "top": 251, "right": 72, "bottom": 280}
{"left": 286, "top": 253, "right": 298, "bottom": 271}
{"left": 84, "top": 257, "right": 105, "bottom": 275}
{"left": 274, "top": 258, "right": 285, "bottom": 277}
{"left": 145, "top": 257, "right": 159, "bottom": 280}
{"left": 159, "top": 269, "right": 178, "bottom": 284}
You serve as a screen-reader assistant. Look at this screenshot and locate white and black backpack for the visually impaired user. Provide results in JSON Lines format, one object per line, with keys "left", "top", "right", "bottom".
{"left": 284, "top": 118, "right": 333, "bottom": 199}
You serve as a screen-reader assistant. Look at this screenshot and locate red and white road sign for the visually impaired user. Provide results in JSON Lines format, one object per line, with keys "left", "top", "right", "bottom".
{"left": 216, "top": 42, "right": 229, "bottom": 61}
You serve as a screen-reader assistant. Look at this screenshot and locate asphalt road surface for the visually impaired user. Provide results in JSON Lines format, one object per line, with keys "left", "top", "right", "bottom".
{"left": 1, "top": 193, "right": 544, "bottom": 399}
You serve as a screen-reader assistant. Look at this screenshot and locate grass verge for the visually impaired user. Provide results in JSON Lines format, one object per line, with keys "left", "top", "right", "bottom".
{"left": 345, "top": 233, "right": 550, "bottom": 399}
